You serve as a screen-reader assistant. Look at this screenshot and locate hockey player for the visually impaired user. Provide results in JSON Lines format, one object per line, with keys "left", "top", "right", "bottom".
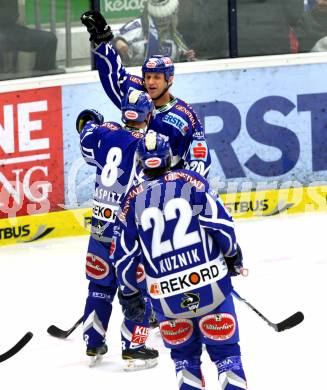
{"left": 77, "top": 90, "right": 158, "bottom": 369}
{"left": 114, "top": 131, "right": 247, "bottom": 389}
{"left": 80, "top": 9, "right": 211, "bottom": 178}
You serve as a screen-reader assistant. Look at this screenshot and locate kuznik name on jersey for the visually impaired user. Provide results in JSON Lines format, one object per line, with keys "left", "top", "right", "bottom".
{"left": 147, "top": 255, "right": 228, "bottom": 298}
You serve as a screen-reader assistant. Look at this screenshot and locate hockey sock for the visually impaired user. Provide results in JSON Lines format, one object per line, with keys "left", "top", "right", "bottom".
{"left": 217, "top": 356, "right": 247, "bottom": 390}
{"left": 83, "top": 282, "right": 115, "bottom": 348}
{"left": 173, "top": 358, "right": 205, "bottom": 390}
{"left": 120, "top": 296, "right": 152, "bottom": 350}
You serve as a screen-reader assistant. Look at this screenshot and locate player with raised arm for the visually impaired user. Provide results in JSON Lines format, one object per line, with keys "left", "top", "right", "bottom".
{"left": 114, "top": 131, "right": 247, "bottom": 389}
{"left": 77, "top": 90, "right": 158, "bottom": 370}
{"left": 80, "top": 10, "right": 211, "bottom": 178}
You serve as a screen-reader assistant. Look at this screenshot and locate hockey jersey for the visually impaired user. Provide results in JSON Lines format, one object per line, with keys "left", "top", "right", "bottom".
{"left": 93, "top": 42, "right": 211, "bottom": 177}
{"left": 114, "top": 17, "right": 190, "bottom": 66}
{"left": 115, "top": 169, "right": 237, "bottom": 318}
{"left": 80, "top": 120, "right": 144, "bottom": 241}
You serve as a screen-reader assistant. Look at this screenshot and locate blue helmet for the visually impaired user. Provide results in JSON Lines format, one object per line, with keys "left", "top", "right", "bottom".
{"left": 142, "top": 55, "right": 175, "bottom": 81}
{"left": 121, "top": 90, "right": 154, "bottom": 124}
{"left": 137, "top": 130, "right": 172, "bottom": 170}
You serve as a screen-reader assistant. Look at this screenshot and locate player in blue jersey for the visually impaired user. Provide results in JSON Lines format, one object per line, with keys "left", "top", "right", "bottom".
{"left": 114, "top": 131, "right": 247, "bottom": 389}
{"left": 77, "top": 89, "right": 158, "bottom": 369}
{"left": 81, "top": 10, "right": 211, "bottom": 178}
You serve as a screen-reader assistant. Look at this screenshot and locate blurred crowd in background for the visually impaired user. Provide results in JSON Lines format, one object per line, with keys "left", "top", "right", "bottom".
{"left": 0, "top": 0, "right": 326, "bottom": 80}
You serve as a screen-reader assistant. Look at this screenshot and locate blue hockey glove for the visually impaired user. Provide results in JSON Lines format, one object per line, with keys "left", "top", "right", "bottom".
{"left": 225, "top": 243, "right": 243, "bottom": 276}
{"left": 76, "top": 109, "right": 104, "bottom": 133}
{"left": 118, "top": 290, "right": 145, "bottom": 323}
{"left": 81, "top": 10, "right": 114, "bottom": 44}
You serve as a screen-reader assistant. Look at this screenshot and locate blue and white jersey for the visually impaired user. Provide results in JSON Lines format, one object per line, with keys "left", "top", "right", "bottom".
{"left": 115, "top": 169, "right": 237, "bottom": 318}
{"left": 114, "top": 17, "right": 190, "bottom": 66}
{"left": 80, "top": 120, "right": 144, "bottom": 241}
{"left": 93, "top": 42, "right": 211, "bottom": 177}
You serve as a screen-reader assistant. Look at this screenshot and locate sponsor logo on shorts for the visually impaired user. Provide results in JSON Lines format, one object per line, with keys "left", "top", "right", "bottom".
{"left": 85, "top": 253, "right": 109, "bottom": 279}
{"left": 160, "top": 319, "right": 193, "bottom": 345}
{"left": 199, "top": 313, "right": 236, "bottom": 340}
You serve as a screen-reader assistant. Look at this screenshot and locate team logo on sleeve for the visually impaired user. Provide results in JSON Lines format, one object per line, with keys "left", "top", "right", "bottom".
{"left": 159, "top": 319, "right": 193, "bottom": 346}
{"left": 199, "top": 313, "right": 236, "bottom": 340}
{"left": 180, "top": 292, "right": 200, "bottom": 313}
{"left": 191, "top": 141, "right": 208, "bottom": 160}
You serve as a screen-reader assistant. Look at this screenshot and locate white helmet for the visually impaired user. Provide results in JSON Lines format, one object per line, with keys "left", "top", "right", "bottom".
{"left": 147, "top": 0, "right": 179, "bottom": 19}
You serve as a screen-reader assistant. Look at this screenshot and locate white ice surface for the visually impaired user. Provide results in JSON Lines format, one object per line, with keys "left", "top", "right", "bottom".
{"left": 0, "top": 212, "right": 326, "bottom": 390}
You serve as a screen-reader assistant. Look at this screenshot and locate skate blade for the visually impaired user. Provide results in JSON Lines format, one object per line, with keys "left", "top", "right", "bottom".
{"left": 89, "top": 354, "right": 104, "bottom": 367}
{"left": 123, "top": 358, "right": 158, "bottom": 371}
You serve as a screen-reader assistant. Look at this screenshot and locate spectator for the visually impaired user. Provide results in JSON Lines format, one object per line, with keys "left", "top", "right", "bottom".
{"left": 113, "top": 0, "right": 195, "bottom": 66}
{"left": 177, "top": 0, "right": 327, "bottom": 59}
{"left": 177, "top": 0, "right": 229, "bottom": 60}
{"left": 0, "top": 1, "right": 58, "bottom": 74}
{"left": 296, "top": 0, "right": 327, "bottom": 52}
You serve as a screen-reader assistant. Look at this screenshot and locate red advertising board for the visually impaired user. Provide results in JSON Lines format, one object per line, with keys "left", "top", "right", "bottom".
{"left": 0, "top": 87, "right": 64, "bottom": 218}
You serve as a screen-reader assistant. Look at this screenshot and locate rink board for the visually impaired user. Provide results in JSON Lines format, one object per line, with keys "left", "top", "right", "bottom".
{"left": 1, "top": 184, "right": 326, "bottom": 247}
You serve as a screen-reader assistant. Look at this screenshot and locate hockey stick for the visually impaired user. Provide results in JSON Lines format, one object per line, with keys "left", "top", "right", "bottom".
{"left": 0, "top": 332, "right": 33, "bottom": 363}
{"left": 47, "top": 316, "right": 83, "bottom": 339}
{"left": 232, "top": 290, "right": 304, "bottom": 332}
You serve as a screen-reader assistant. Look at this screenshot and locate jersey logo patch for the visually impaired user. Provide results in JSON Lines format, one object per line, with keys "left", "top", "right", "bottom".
{"left": 190, "top": 141, "right": 208, "bottom": 161}
{"left": 181, "top": 292, "right": 200, "bottom": 313}
{"left": 102, "top": 122, "right": 120, "bottom": 131}
{"left": 131, "top": 325, "right": 149, "bottom": 346}
{"left": 162, "top": 112, "right": 189, "bottom": 134}
{"left": 160, "top": 319, "right": 193, "bottom": 345}
{"left": 199, "top": 313, "right": 236, "bottom": 341}
{"left": 145, "top": 157, "right": 161, "bottom": 168}
{"left": 92, "top": 201, "right": 119, "bottom": 223}
{"left": 124, "top": 110, "right": 139, "bottom": 120}
{"left": 86, "top": 253, "right": 109, "bottom": 279}
{"left": 136, "top": 263, "right": 146, "bottom": 283}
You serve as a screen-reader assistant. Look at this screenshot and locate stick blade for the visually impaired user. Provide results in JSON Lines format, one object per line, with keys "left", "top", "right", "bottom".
{"left": 0, "top": 332, "right": 33, "bottom": 363}
{"left": 47, "top": 325, "right": 68, "bottom": 339}
{"left": 275, "top": 311, "right": 304, "bottom": 332}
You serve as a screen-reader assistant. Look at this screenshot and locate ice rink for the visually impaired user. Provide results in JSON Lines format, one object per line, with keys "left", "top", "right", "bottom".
{"left": 0, "top": 211, "right": 326, "bottom": 390}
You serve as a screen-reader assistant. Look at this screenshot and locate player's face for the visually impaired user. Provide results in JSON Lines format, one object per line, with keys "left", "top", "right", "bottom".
{"left": 144, "top": 73, "right": 168, "bottom": 100}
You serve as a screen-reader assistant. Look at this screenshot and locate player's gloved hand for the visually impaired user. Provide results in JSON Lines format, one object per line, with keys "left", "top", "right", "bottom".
{"left": 80, "top": 10, "right": 114, "bottom": 44}
{"left": 76, "top": 109, "right": 104, "bottom": 133}
{"left": 225, "top": 243, "right": 243, "bottom": 276}
{"left": 118, "top": 290, "right": 145, "bottom": 323}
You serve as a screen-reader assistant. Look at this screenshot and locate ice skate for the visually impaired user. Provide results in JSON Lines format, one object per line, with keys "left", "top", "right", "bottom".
{"left": 122, "top": 346, "right": 158, "bottom": 371}
{"left": 86, "top": 344, "right": 108, "bottom": 367}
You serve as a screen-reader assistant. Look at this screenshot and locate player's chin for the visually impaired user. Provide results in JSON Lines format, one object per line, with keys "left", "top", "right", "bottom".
{"left": 147, "top": 89, "right": 161, "bottom": 99}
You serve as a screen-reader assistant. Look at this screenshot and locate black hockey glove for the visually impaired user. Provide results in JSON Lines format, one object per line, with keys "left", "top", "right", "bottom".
{"left": 76, "top": 109, "right": 104, "bottom": 133}
{"left": 225, "top": 243, "right": 243, "bottom": 277}
{"left": 80, "top": 10, "right": 114, "bottom": 44}
{"left": 118, "top": 290, "right": 145, "bottom": 323}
